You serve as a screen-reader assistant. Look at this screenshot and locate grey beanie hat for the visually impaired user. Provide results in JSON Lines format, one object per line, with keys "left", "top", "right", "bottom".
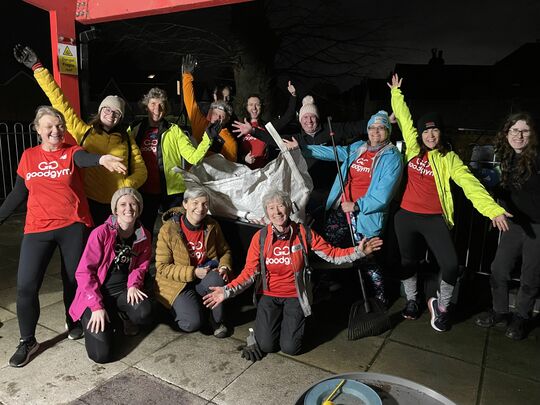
{"left": 111, "top": 187, "right": 143, "bottom": 216}
{"left": 99, "top": 95, "right": 125, "bottom": 117}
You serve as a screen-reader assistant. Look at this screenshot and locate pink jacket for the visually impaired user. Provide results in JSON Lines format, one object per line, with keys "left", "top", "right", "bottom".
{"left": 69, "top": 215, "right": 152, "bottom": 321}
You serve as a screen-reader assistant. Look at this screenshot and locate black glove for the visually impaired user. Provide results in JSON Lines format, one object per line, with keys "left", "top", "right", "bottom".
{"left": 241, "top": 343, "right": 264, "bottom": 362}
{"left": 206, "top": 120, "right": 225, "bottom": 153}
{"left": 14, "top": 44, "right": 40, "bottom": 69}
{"left": 181, "top": 54, "right": 197, "bottom": 74}
{"left": 240, "top": 327, "right": 264, "bottom": 362}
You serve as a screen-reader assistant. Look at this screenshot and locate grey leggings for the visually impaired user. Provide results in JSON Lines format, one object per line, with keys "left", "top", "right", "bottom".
{"left": 491, "top": 221, "right": 540, "bottom": 318}
{"left": 171, "top": 271, "right": 225, "bottom": 332}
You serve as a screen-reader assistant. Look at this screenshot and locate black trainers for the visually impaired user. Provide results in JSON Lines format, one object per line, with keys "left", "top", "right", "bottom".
{"left": 402, "top": 299, "right": 420, "bottom": 320}
{"left": 505, "top": 314, "right": 528, "bottom": 340}
{"left": 475, "top": 310, "right": 510, "bottom": 329}
{"left": 9, "top": 338, "right": 40, "bottom": 367}
{"left": 428, "top": 297, "right": 450, "bottom": 332}
{"left": 65, "top": 321, "right": 84, "bottom": 340}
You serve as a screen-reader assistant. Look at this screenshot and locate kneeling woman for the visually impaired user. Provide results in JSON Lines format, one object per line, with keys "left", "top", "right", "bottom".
{"left": 154, "top": 188, "right": 232, "bottom": 337}
{"left": 203, "top": 190, "right": 382, "bottom": 358}
{"left": 69, "top": 188, "right": 153, "bottom": 363}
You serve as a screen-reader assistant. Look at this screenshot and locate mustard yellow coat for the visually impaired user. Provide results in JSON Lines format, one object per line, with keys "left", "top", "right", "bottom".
{"left": 34, "top": 68, "right": 147, "bottom": 203}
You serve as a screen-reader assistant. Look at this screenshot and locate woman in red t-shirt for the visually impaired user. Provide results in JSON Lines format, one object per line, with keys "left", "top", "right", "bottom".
{"left": 232, "top": 81, "right": 297, "bottom": 169}
{"left": 0, "top": 106, "right": 126, "bottom": 368}
{"left": 203, "top": 189, "right": 382, "bottom": 360}
{"left": 388, "top": 74, "right": 510, "bottom": 333}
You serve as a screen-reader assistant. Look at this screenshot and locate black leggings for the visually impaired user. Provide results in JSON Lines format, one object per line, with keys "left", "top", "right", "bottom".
{"left": 394, "top": 209, "right": 459, "bottom": 286}
{"left": 17, "top": 222, "right": 87, "bottom": 340}
{"left": 81, "top": 290, "right": 152, "bottom": 363}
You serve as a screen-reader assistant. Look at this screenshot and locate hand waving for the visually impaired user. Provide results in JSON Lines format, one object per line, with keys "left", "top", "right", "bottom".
{"left": 14, "top": 44, "right": 40, "bottom": 69}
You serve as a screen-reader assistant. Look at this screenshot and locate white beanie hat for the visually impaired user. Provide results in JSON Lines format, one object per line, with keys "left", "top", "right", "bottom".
{"left": 111, "top": 187, "right": 143, "bottom": 216}
{"left": 298, "top": 95, "right": 319, "bottom": 121}
{"left": 99, "top": 95, "right": 125, "bottom": 117}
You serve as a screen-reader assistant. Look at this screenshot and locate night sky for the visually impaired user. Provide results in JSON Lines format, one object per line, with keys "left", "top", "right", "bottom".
{"left": 1, "top": 0, "right": 539, "bottom": 90}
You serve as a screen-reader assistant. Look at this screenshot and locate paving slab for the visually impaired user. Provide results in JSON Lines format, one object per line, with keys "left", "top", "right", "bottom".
{"left": 479, "top": 367, "right": 540, "bottom": 405}
{"left": 292, "top": 327, "right": 384, "bottom": 374}
{"left": 369, "top": 341, "right": 480, "bottom": 405}
{"left": 213, "top": 354, "right": 331, "bottom": 405}
{"left": 0, "top": 275, "right": 64, "bottom": 313}
{"left": 116, "top": 323, "right": 184, "bottom": 366}
{"left": 37, "top": 300, "right": 73, "bottom": 337}
{"left": 0, "top": 339, "right": 127, "bottom": 405}
{"left": 135, "top": 332, "right": 252, "bottom": 400}
{"left": 485, "top": 327, "right": 540, "bottom": 382}
{"left": 0, "top": 307, "right": 15, "bottom": 323}
{"left": 389, "top": 309, "right": 487, "bottom": 365}
{"left": 72, "top": 367, "right": 208, "bottom": 405}
{"left": 0, "top": 316, "right": 60, "bottom": 366}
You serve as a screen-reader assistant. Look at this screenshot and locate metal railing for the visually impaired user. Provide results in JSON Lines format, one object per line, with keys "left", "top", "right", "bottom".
{"left": 0, "top": 122, "right": 39, "bottom": 200}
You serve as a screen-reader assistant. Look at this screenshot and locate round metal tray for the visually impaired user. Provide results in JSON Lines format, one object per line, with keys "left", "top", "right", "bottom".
{"left": 296, "top": 372, "right": 457, "bottom": 405}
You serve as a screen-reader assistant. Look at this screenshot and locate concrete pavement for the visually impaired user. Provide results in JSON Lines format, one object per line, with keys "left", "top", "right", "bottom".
{"left": 0, "top": 213, "right": 539, "bottom": 405}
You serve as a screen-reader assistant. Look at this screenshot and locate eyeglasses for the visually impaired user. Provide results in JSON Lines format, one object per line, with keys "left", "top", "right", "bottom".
{"left": 368, "top": 126, "right": 386, "bottom": 132}
{"left": 101, "top": 107, "right": 122, "bottom": 119}
{"left": 508, "top": 128, "right": 530, "bottom": 138}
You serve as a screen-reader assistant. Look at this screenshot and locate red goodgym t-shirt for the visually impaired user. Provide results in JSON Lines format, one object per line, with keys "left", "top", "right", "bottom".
{"left": 400, "top": 154, "right": 442, "bottom": 214}
{"left": 343, "top": 149, "right": 376, "bottom": 203}
{"left": 17, "top": 143, "right": 92, "bottom": 233}
{"left": 263, "top": 238, "right": 297, "bottom": 298}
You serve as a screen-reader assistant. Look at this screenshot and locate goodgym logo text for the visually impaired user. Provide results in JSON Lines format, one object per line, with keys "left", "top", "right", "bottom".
{"left": 26, "top": 161, "right": 71, "bottom": 180}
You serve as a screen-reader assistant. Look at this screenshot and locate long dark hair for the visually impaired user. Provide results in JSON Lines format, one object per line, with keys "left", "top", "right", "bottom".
{"left": 495, "top": 112, "right": 537, "bottom": 189}
{"left": 243, "top": 94, "right": 264, "bottom": 123}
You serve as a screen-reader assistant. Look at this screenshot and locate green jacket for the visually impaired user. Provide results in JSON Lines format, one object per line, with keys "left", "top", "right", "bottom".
{"left": 130, "top": 119, "right": 211, "bottom": 195}
{"left": 391, "top": 87, "right": 505, "bottom": 228}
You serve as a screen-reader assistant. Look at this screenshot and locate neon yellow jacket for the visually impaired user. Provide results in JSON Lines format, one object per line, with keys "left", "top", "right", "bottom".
{"left": 34, "top": 68, "right": 147, "bottom": 204}
{"left": 129, "top": 119, "right": 212, "bottom": 195}
{"left": 391, "top": 87, "right": 505, "bottom": 228}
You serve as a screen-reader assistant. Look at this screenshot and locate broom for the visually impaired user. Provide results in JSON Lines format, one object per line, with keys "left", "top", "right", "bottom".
{"left": 326, "top": 117, "right": 391, "bottom": 340}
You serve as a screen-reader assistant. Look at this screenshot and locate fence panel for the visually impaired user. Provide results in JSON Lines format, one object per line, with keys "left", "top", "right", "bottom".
{"left": 0, "top": 122, "right": 39, "bottom": 200}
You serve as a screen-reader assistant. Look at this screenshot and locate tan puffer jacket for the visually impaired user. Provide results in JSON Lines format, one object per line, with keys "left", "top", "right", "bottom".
{"left": 154, "top": 207, "right": 232, "bottom": 308}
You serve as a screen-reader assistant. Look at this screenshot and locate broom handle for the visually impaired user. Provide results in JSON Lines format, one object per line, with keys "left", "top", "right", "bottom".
{"left": 327, "top": 117, "right": 370, "bottom": 313}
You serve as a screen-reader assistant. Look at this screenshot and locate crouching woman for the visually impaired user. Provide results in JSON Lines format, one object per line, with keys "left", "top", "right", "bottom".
{"left": 69, "top": 187, "right": 153, "bottom": 363}
{"left": 203, "top": 189, "right": 382, "bottom": 359}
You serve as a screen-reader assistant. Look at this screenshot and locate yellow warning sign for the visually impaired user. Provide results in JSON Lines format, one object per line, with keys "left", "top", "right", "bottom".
{"left": 58, "top": 44, "right": 78, "bottom": 75}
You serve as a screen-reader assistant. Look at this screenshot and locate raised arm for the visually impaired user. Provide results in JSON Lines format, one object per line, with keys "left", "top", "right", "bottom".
{"left": 388, "top": 74, "right": 420, "bottom": 158}
{"left": 270, "top": 81, "right": 298, "bottom": 132}
{"left": 14, "top": 45, "right": 89, "bottom": 143}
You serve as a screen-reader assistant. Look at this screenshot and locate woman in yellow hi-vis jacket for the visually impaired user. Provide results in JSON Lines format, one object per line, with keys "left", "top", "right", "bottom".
{"left": 388, "top": 73, "right": 511, "bottom": 333}
{"left": 14, "top": 44, "right": 147, "bottom": 225}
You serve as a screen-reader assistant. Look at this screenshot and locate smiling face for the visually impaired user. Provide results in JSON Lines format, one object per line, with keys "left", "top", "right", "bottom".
{"left": 36, "top": 114, "right": 65, "bottom": 151}
{"left": 99, "top": 106, "right": 122, "bottom": 130}
{"left": 209, "top": 108, "right": 227, "bottom": 125}
{"left": 506, "top": 120, "right": 530, "bottom": 153}
{"left": 300, "top": 113, "right": 319, "bottom": 134}
{"left": 421, "top": 127, "right": 441, "bottom": 150}
{"left": 115, "top": 195, "right": 140, "bottom": 228}
{"left": 367, "top": 125, "right": 388, "bottom": 146}
{"left": 183, "top": 196, "right": 209, "bottom": 226}
{"left": 247, "top": 97, "right": 262, "bottom": 120}
{"left": 146, "top": 98, "right": 165, "bottom": 125}
{"left": 265, "top": 198, "right": 290, "bottom": 230}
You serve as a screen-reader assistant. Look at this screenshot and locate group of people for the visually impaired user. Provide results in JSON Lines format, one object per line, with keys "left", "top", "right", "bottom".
{"left": 1, "top": 45, "right": 538, "bottom": 368}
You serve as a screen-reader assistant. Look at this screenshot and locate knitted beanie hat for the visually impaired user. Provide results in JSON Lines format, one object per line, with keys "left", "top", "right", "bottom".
{"left": 367, "top": 110, "right": 392, "bottom": 134}
{"left": 417, "top": 112, "right": 444, "bottom": 133}
{"left": 298, "top": 95, "right": 319, "bottom": 121}
{"left": 111, "top": 187, "right": 143, "bottom": 216}
{"left": 209, "top": 99, "right": 233, "bottom": 117}
{"left": 99, "top": 95, "right": 125, "bottom": 117}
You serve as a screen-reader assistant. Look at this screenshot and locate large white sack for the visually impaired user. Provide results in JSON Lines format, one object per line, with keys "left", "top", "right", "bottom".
{"left": 180, "top": 147, "right": 313, "bottom": 223}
